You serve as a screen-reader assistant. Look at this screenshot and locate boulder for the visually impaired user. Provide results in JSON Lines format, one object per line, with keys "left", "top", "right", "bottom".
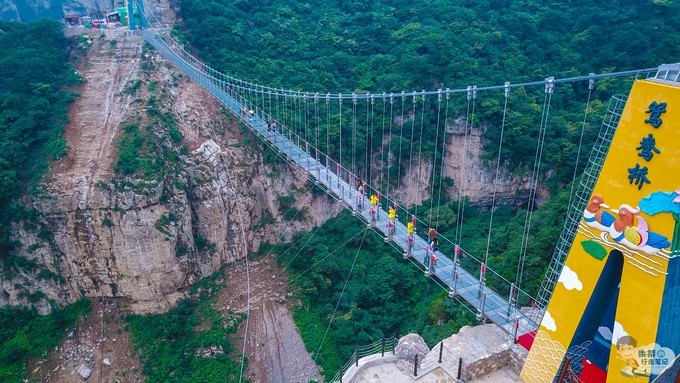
{"left": 395, "top": 334, "right": 430, "bottom": 364}
{"left": 76, "top": 364, "right": 92, "bottom": 379}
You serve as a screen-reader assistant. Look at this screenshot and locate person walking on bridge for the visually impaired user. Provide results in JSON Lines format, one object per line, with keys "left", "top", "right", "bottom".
{"left": 426, "top": 227, "right": 438, "bottom": 246}
{"left": 407, "top": 217, "right": 415, "bottom": 239}
{"left": 369, "top": 194, "right": 378, "bottom": 225}
{"left": 387, "top": 205, "right": 397, "bottom": 238}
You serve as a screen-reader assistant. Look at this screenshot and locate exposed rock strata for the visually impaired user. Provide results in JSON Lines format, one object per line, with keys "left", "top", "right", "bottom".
{"left": 1, "top": 29, "right": 340, "bottom": 314}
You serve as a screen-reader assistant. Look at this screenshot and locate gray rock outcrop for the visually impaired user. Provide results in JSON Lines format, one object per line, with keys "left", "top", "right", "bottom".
{"left": 0, "top": 29, "right": 341, "bottom": 314}
{"left": 395, "top": 334, "right": 430, "bottom": 365}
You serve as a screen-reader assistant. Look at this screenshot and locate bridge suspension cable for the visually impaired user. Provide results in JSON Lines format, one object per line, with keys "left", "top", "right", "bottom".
{"left": 366, "top": 94, "right": 372, "bottom": 183}
{"left": 456, "top": 86, "right": 477, "bottom": 246}
{"left": 428, "top": 90, "right": 443, "bottom": 228}
{"left": 407, "top": 95, "right": 417, "bottom": 206}
{"left": 415, "top": 91, "right": 426, "bottom": 218}
{"left": 516, "top": 78, "right": 555, "bottom": 291}
{"left": 484, "top": 83, "right": 511, "bottom": 282}
{"left": 386, "top": 94, "right": 394, "bottom": 199}
{"left": 396, "top": 93, "right": 407, "bottom": 197}
{"left": 435, "top": 91, "right": 450, "bottom": 229}
{"left": 566, "top": 77, "right": 596, "bottom": 213}
{"left": 352, "top": 94, "right": 358, "bottom": 178}
{"left": 379, "top": 94, "right": 387, "bottom": 193}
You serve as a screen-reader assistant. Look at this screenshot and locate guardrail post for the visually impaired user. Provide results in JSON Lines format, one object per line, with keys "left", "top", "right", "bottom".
{"left": 438, "top": 342, "right": 443, "bottom": 363}
{"left": 513, "top": 317, "right": 519, "bottom": 344}
{"left": 414, "top": 354, "right": 418, "bottom": 376}
{"left": 326, "top": 155, "right": 330, "bottom": 184}
{"left": 508, "top": 283, "right": 516, "bottom": 319}
{"left": 449, "top": 246, "right": 460, "bottom": 298}
{"left": 355, "top": 347, "right": 359, "bottom": 367}
{"left": 393, "top": 336, "right": 396, "bottom": 355}
{"left": 457, "top": 357, "right": 463, "bottom": 380}
{"left": 381, "top": 337, "right": 386, "bottom": 357}
{"left": 476, "top": 292, "right": 487, "bottom": 321}
{"left": 479, "top": 262, "right": 486, "bottom": 299}
{"left": 339, "top": 364, "right": 343, "bottom": 383}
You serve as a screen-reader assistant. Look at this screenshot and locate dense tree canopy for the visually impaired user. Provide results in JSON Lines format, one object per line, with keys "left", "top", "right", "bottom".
{"left": 178, "top": 0, "right": 680, "bottom": 92}
{"left": 0, "top": 19, "right": 78, "bottom": 255}
{"left": 176, "top": 0, "right": 680, "bottom": 191}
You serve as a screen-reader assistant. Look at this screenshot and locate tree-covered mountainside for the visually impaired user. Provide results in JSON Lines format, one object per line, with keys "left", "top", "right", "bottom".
{"left": 178, "top": 0, "right": 679, "bottom": 92}
{"left": 0, "top": 19, "right": 79, "bottom": 257}
{"left": 176, "top": 0, "right": 679, "bottom": 192}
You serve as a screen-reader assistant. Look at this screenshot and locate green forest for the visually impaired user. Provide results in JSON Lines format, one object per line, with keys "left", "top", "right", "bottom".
{"left": 0, "top": 19, "right": 79, "bottom": 258}
{"left": 177, "top": 0, "right": 680, "bottom": 189}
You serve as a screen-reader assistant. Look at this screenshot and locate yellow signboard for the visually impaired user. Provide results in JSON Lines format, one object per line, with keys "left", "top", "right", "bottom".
{"left": 522, "top": 79, "right": 680, "bottom": 383}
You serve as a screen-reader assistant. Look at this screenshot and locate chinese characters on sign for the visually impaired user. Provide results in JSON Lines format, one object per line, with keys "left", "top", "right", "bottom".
{"left": 644, "top": 101, "right": 667, "bottom": 128}
{"left": 627, "top": 101, "right": 667, "bottom": 189}
{"left": 636, "top": 134, "right": 661, "bottom": 161}
{"left": 628, "top": 164, "right": 651, "bottom": 190}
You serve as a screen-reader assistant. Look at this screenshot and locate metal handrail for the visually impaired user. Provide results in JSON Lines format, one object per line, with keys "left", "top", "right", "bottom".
{"left": 329, "top": 336, "right": 398, "bottom": 383}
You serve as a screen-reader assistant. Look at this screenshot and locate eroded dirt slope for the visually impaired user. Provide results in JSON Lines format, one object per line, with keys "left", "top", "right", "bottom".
{"left": 51, "top": 29, "right": 142, "bottom": 197}
{"left": 217, "top": 256, "right": 323, "bottom": 383}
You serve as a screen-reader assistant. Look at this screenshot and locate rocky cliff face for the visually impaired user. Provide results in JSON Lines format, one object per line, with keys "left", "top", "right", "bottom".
{"left": 0, "top": 29, "right": 340, "bottom": 314}
{"left": 442, "top": 118, "right": 542, "bottom": 208}
{"left": 392, "top": 116, "right": 542, "bottom": 209}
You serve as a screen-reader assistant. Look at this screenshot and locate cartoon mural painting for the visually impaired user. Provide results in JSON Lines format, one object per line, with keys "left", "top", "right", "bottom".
{"left": 640, "top": 189, "right": 680, "bottom": 257}
{"left": 616, "top": 335, "right": 642, "bottom": 377}
{"left": 584, "top": 194, "right": 615, "bottom": 232}
{"left": 580, "top": 195, "right": 671, "bottom": 256}
{"left": 608, "top": 204, "right": 671, "bottom": 255}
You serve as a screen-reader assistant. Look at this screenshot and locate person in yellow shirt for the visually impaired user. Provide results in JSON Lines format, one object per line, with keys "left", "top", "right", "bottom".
{"left": 388, "top": 205, "right": 397, "bottom": 237}
{"left": 369, "top": 194, "right": 378, "bottom": 224}
{"left": 407, "top": 218, "right": 415, "bottom": 239}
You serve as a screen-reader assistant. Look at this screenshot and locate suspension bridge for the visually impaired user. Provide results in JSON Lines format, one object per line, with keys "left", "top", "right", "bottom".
{"left": 123, "top": 2, "right": 680, "bottom": 382}
{"left": 136, "top": 22, "right": 655, "bottom": 333}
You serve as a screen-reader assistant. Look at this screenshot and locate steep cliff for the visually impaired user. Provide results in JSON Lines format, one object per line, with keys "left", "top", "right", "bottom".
{"left": 1, "top": 29, "right": 340, "bottom": 314}
{"left": 391, "top": 116, "right": 543, "bottom": 209}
